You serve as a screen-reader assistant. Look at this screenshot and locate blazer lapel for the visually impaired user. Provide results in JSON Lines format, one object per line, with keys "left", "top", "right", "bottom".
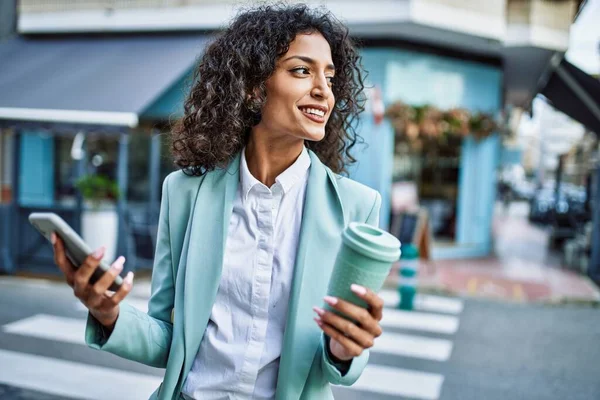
{"left": 181, "top": 154, "right": 241, "bottom": 379}
{"left": 276, "top": 150, "right": 346, "bottom": 399}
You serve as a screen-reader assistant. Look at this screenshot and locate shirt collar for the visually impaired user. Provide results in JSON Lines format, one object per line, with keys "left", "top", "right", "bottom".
{"left": 240, "top": 146, "right": 311, "bottom": 201}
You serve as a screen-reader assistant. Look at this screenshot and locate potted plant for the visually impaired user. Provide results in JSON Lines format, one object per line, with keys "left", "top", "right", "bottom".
{"left": 75, "top": 174, "right": 120, "bottom": 264}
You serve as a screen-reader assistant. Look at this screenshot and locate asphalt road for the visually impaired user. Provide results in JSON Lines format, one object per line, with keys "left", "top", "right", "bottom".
{"left": 0, "top": 276, "right": 598, "bottom": 400}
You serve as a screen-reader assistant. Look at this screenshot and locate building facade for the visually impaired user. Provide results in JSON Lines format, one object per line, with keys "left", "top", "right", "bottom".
{"left": 0, "top": 0, "right": 586, "bottom": 275}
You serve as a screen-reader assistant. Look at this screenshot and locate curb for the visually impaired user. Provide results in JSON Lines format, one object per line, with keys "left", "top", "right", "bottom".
{"left": 389, "top": 283, "right": 600, "bottom": 308}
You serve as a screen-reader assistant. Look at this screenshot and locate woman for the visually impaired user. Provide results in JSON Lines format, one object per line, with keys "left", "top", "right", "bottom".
{"left": 51, "top": 4, "right": 385, "bottom": 399}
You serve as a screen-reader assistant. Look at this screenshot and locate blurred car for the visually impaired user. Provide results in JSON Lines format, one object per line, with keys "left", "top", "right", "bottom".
{"left": 528, "top": 183, "right": 588, "bottom": 225}
{"left": 528, "top": 188, "right": 564, "bottom": 224}
{"left": 512, "top": 180, "right": 536, "bottom": 201}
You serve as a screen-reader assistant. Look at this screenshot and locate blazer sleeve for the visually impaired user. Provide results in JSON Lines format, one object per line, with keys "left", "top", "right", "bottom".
{"left": 319, "top": 189, "right": 381, "bottom": 385}
{"left": 85, "top": 175, "right": 175, "bottom": 369}
{"left": 320, "top": 333, "right": 370, "bottom": 386}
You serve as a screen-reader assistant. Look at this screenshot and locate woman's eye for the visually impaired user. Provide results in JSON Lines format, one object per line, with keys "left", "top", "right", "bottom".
{"left": 291, "top": 67, "right": 310, "bottom": 75}
{"left": 326, "top": 76, "right": 334, "bottom": 85}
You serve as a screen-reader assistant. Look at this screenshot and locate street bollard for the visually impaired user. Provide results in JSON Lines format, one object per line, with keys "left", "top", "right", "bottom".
{"left": 398, "top": 244, "right": 419, "bottom": 310}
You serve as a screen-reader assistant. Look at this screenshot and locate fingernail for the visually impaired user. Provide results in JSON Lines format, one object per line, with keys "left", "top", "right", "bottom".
{"left": 351, "top": 284, "right": 367, "bottom": 296}
{"left": 92, "top": 246, "right": 105, "bottom": 260}
{"left": 113, "top": 256, "right": 125, "bottom": 271}
{"left": 50, "top": 233, "right": 56, "bottom": 245}
{"left": 324, "top": 296, "right": 338, "bottom": 306}
{"left": 313, "top": 306, "right": 325, "bottom": 316}
{"left": 314, "top": 317, "right": 323, "bottom": 326}
{"left": 125, "top": 271, "right": 134, "bottom": 285}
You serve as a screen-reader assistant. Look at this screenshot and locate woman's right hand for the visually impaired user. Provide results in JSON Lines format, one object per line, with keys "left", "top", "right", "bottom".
{"left": 51, "top": 232, "right": 134, "bottom": 332}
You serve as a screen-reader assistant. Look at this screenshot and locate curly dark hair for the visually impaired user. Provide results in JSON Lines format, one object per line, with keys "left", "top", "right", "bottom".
{"left": 171, "top": 3, "right": 366, "bottom": 176}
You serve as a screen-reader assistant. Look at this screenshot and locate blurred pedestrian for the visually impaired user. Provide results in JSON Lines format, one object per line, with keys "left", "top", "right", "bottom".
{"left": 51, "top": 4, "right": 384, "bottom": 400}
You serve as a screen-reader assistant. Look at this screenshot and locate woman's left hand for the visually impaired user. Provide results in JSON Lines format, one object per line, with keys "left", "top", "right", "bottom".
{"left": 313, "top": 284, "right": 384, "bottom": 361}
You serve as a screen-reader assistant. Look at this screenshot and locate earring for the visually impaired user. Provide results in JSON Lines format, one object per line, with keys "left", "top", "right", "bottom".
{"left": 246, "top": 96, "right": 260, "bottom": 113}
{"left": 246, "top": 96, "right": 259, "bottom": 113}
{"left": 246, "top": 96, "right": 262, "bottom": 124}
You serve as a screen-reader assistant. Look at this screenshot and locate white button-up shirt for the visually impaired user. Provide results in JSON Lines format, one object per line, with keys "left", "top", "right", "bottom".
{"left": 182, "top": 147, "right": 311, "bottom": 399}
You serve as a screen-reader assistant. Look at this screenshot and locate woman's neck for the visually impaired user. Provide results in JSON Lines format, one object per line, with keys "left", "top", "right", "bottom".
{"left": 245, "top": 133, "right": 305, "bottom": 188}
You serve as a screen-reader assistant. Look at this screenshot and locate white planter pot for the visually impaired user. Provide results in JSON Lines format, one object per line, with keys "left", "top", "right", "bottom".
{"left": 81, "top": 206, "right": 118, "bottom": 264}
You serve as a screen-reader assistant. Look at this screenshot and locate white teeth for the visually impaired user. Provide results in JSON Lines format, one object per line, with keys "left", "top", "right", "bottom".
{"left": 301, "top": 107, "right": 325, "bottom": 117}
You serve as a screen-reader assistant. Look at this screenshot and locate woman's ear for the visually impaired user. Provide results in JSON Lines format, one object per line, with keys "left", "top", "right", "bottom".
{"left": 245, "top": 87, "right": 264, "bottom": 113}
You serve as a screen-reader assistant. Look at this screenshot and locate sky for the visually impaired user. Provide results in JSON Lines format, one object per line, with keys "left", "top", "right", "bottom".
{"left": 566, "top": 0, "right": 600, "bottom": 75}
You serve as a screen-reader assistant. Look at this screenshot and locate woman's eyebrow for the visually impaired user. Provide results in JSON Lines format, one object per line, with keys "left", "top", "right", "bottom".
{"left": 282, "top": 55, "right": 335, "bottom": 71}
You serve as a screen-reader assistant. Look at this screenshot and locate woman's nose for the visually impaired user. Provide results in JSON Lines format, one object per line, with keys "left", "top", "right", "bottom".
{"left": 311, "top": 77, "right": 331, "bottom": 100}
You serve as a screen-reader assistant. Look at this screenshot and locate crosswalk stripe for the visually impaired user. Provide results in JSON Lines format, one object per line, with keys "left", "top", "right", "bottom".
{"left": 130, "top": 280, "right": 152, "bottom": 298}
{"left": 82, "top": 292, "right": 464, "bottom": 317}
{"left": 381, "top": 308, "right": 459, "bottom": 334}
{"left": 78, "top": 290, "right": 464, "bottom": 318}
{"left": 373, "top": 332, "right": 453, "bottom": 361}
{"left": 75, "top": 298, "right": 149, "bottom": 313}
{"left": 6, "top": 314, "right": 456, "bottom": 362}
{"left": 379, "top": 290, "right": 400, "bottom": 307}
{"left": 379, "top": 289, "right": 464, "bottom": 315}
{"left": 3, "top": 314, "right": 85, "bottom": 345}
{"left": 0, "top": 348, "right": 162, "bottom": 400}
{"left": 349, "top": 364, "right": 444, "bottom": 400}
{"left": 124, "top": 298, "right": 149, "bottom": 313}
{"left": 3, "top": 310, "right": 455, "bottom": 399}
{"left": 415, "top": 294, "right": 464, "bottom": 315}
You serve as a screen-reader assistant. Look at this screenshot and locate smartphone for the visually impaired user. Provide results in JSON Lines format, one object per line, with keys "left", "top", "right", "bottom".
{"left": 28, "top": 212, "right": 123, "bottom": 291}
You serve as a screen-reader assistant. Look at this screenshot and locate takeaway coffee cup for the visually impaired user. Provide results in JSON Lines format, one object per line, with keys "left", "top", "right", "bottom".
{"left": 326, "top": 222, "right": 401, "bottom": 312}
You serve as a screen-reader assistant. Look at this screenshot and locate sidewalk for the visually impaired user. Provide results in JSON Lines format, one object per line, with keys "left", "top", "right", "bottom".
{"left": 387, "top": 202, "right": 600, "bottom": 304}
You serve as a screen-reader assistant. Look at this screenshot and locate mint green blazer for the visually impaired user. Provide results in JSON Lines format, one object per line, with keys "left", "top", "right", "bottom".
{"left": 85, "top": 150, "right": 381, "bottom": 400}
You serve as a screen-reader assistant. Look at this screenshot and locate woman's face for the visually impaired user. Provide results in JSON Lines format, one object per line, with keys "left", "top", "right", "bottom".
{"left": 257, "top": 32, "right": 335, "bottom": 143}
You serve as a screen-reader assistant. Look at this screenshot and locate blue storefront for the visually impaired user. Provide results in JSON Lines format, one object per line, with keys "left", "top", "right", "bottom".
{"left": 0, "top": 34, "right": 502, "bottom": 275}
{"left": 351, "top": 46, "right": 502, "bottom": 259}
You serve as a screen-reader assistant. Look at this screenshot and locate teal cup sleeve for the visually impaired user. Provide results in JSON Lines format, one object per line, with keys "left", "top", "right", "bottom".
{"left": 324, "top": 222, "right": 400, "bottom": 317}
{"left": 325, "top": 245, "right": 393, "bottom": 313}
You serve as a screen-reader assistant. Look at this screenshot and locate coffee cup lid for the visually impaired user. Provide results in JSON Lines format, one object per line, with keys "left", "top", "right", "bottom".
{"left": 342, "top": 222, "right": 401, "bottom": 262}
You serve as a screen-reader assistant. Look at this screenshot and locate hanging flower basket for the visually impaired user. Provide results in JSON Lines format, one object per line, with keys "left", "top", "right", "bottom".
{"left": 384, "top": 101, "right": 501, "bottom": 149}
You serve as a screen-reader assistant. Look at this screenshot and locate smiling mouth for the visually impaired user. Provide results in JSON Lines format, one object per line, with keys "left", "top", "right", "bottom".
{"left": 298, "top": 106, "right": 326, "bottom": 123}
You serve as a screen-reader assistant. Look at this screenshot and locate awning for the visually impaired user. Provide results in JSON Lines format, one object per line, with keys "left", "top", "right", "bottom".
{"left": 540, "top": 57, "right": 600, "bottom": 135}
{"left": 0, "top": 34, "right": 208, "bottom": 130}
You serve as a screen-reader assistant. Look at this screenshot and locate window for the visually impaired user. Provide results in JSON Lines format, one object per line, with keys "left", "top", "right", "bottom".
{"left": 127, "top": 133, "right": 151, "bottom": 205}
{"left": 54, "top": 133, "right": 119, "bottom": 206}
